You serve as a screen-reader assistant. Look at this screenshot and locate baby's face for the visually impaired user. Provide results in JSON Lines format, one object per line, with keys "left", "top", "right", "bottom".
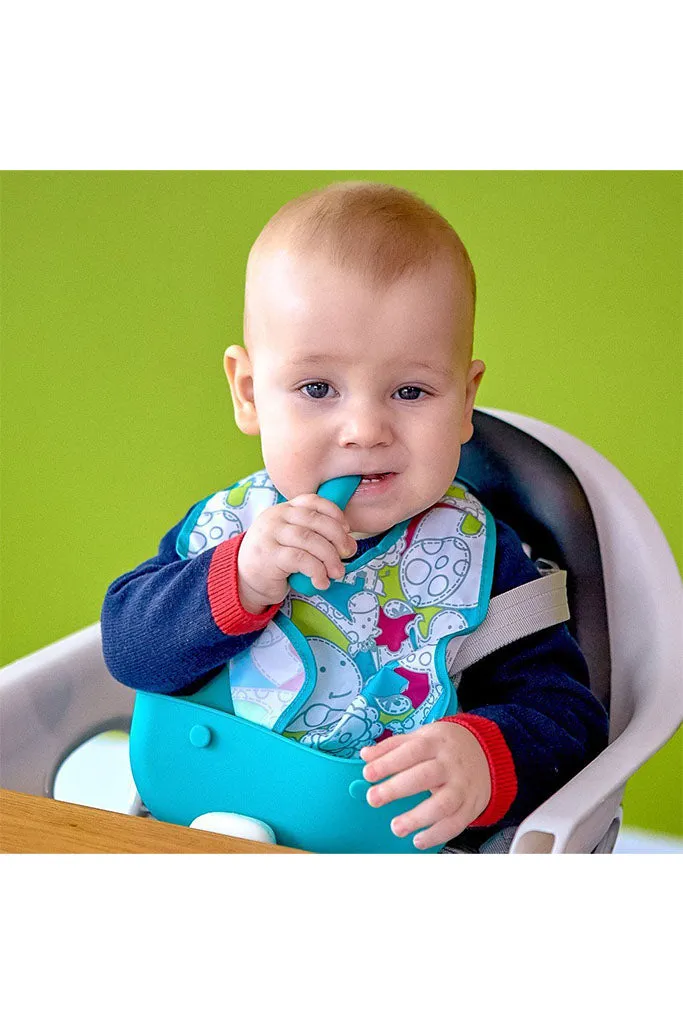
{"left": 229, "top": 251, "right": 483, "bottom": 536}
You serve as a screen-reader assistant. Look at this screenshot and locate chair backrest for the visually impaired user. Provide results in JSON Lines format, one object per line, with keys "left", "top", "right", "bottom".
{"left": 458, "top": 410, "right": 611, "bottom": 710}
{"left": 476, "top": 409, "right": 682, "bottom": 750}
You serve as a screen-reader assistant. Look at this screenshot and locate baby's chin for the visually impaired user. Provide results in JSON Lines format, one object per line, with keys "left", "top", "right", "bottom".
{"left": 346, "top": 506, "right": 419, "bottom": 538}
{"left": 346, "top": 487, "right": 445, "bottom": 536}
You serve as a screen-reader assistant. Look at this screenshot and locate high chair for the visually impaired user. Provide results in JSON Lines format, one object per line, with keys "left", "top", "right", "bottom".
{"left": 2, "top": 410, "right": 681, "bottom": 853}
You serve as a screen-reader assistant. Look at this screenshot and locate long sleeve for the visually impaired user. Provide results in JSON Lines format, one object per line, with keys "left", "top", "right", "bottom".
{"left": 101, "top": 505, "right": 280, "bottom": 695}
{"left": 442, "top": 519, "right": 610, "bottom": 832}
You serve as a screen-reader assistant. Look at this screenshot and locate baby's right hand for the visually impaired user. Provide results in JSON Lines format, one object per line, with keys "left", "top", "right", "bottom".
{"left": 237, "top": 494, "right": 358, "bottom": 615}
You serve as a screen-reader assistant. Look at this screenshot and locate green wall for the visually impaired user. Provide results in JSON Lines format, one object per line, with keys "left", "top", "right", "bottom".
{"left": 2, "top": 171, "right": 681, "bottom": 835}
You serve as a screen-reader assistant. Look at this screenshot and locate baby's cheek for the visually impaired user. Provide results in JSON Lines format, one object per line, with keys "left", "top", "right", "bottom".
{"left": 258, "top": 439, "right": 303, "bottom": 498}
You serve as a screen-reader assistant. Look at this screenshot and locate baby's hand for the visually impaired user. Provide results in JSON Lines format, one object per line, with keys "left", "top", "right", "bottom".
{"left": 360, "top": 722, "right": 492, "bottom": 850}
{"left": 237, "top": 493, "right": 357, "bottom": 614}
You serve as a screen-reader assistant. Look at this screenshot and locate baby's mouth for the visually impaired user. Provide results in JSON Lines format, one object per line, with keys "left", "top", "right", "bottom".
{"left": 357, "top": 472, "right": 397, "bottom": 486}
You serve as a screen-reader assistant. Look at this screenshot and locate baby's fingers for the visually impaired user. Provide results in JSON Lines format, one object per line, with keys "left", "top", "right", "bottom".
{"left": 409, "top": 810, "right": 475, "bottom": 851}
{"left": 390, "top": 790, "right": 472, "bottom": 850}
{"left": 366, "top": 759, "right": 444, "bottom": 809}
{"left": 282, "top": 503, "right": 356, "bottom": 560}
{"left": 289, "top": 493, "right": 353, "bottom": 532}
{"left": 360, "top": 730, "right": 434, "bottom": 780}
{"left": 276, "top": 523, "right": 348, "bottom": 583}
{"left": 276, "top": 546, "right": 335, "bottom": 592}
{"left": 359, "top": 732, "right": 409, "bottom": 763}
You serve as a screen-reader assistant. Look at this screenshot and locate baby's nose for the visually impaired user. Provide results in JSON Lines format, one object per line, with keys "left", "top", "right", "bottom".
{"left": 338, "top": 401, "right": 393, "bottom": 448}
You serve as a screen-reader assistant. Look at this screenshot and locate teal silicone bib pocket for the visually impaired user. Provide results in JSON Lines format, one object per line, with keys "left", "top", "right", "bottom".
{"left": 129, "top": 690, "right": 444, "bottom": 854}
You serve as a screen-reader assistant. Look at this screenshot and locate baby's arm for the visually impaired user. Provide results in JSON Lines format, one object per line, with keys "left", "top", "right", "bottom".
{"left": 447, "top": 615, "right": 609, "bottom": 829}
{"left": 101, "top": 506, "right": 280, "bottom": 695}
{"left": 362, "top": 520, "right": 610, "bottom": 849}
{"left": 451, "top": 518, "right": 609, "bottom": 831}
{"left": 102, "top": 493, "right": 357, "bottom": 695}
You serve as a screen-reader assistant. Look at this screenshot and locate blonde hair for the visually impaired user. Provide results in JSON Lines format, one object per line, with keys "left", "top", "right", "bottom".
{"left": 247, "top": 180, "right": 476, "bottom": 308}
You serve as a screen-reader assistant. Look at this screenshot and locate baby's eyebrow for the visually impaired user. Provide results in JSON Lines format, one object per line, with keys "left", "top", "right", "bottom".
{"left": 287, "top": 353, "right": 338, "bottom": 367}
{"left": 393, "top": 360, "right": 455, "bottom": 381}
{"left": 404, "top": 359, "right": 448, "bottom": 375}
{"left": 287, "top": 353, "right": 449, "bottom": 377}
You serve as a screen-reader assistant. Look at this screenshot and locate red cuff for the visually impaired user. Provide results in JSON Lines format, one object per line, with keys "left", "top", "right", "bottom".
{"left": 441, "top": 712, "right": 518, "bottom": 827}
{"left": 207, "top": 533, "right": 281, "bottom": 635}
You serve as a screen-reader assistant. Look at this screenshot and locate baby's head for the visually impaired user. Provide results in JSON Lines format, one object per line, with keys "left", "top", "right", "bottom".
{"left": 226, "top": 181, "right": 485, "bottom": 536}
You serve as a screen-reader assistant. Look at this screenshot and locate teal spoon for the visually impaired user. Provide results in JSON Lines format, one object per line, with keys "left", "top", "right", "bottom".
{"left": 288, "top": 475, "right": 362, "bottom": 596}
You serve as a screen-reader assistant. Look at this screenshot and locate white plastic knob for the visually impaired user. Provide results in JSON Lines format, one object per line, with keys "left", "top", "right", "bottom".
{"left": 189, "top": 811, "right": 276, "bottom": 844}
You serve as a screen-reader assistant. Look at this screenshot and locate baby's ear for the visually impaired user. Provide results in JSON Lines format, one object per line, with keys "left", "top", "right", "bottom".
{"left": 224, "top": 345, "right": 260, "bottom": 435}
{"left": 460, "top": 358, "right": 486, "bottom": 444}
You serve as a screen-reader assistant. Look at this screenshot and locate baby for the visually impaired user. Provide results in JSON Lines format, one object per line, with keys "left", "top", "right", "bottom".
{"left": 102, "top": 181, "right": 608, "bottom": 852}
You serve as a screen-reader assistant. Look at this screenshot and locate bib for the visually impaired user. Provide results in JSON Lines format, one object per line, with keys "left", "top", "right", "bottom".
{"left": 176, "top": 470, "right": 496, "bottom": 759}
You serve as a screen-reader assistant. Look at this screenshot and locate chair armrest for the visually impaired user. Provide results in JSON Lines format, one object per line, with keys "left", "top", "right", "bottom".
{"left": 510, "top": 702, "right": 682, "bottom": 853}
{"left": 0, "top": 623, "right": 135, "bottom": 797}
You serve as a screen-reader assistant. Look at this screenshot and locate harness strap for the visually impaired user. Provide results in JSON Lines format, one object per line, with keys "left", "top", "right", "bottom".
{"left": 449, "top": 570, "right": 570, "bottom": 674}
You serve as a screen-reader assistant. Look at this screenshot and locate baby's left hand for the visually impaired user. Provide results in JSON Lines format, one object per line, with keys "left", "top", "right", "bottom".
{"left": 360, "top": 722, "right": 492, "bottom": 850}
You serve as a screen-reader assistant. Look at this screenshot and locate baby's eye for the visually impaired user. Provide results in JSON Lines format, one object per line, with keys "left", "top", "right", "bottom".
{"left": 301, "top": 382, "right": 334, "bottom": 399}
{"left": 394, "top": 385, "right": 425, "bottom": 401}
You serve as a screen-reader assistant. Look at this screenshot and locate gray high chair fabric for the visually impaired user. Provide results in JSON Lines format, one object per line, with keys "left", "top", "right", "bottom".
{"left": 459, "top": 409, "right": 611, "bottom": 709}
